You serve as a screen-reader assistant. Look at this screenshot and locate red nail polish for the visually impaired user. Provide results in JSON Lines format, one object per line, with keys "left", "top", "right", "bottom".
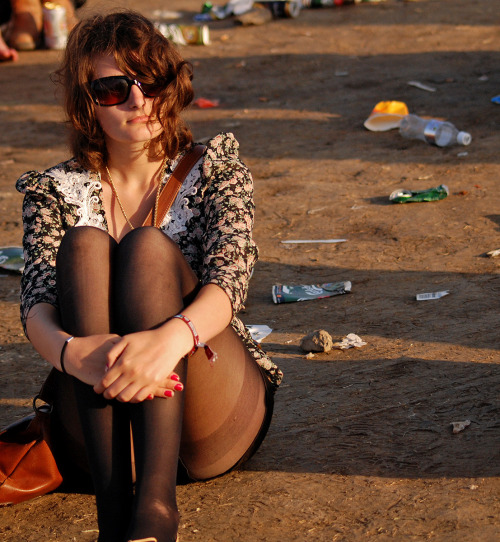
{"left": 174, "top": 383, "right": 183, "bottom": 391}
{"left": 171, "top": 374, "right": 180, "bottom": 382}
{"left": 147, "top": 394, "right": 154, "bottom": 400}
{"left": 164, "top": 390, "right": 173, "bottom": 398}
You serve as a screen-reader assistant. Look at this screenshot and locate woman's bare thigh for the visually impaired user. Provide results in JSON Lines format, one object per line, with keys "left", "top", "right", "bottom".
{"left": 179, "top": 325, "right": 267, "bottom": 480}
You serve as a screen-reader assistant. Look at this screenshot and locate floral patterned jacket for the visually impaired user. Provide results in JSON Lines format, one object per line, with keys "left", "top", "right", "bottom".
{"left": 16, "top": 132, "right": 282, "bottom": 391}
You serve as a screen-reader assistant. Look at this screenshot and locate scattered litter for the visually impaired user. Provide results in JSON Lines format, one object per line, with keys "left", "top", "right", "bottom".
{"left": 194, "top": 0, "right": 254, "bottom": 21}
{"left": 261, "top": 0, "right": 303, "bottom": 18}
{"left": 390, "top": 184, "right": 449, "bottom": 203}
{"left": 400, "top": 115, "right": 471, "bottom": 147}
{"left": 305, "top": 352, "right": 315, "bottom": 359}
{"left": 307, "top": 207, "right": 327, "bottom": 215}
{"left": 300, "top": 329, "right": 333, "bottom": 353}
{"left": 478, "top": 75, "right": 489, "bottom": 82}
{"left": 334, "top": 70, "right": 349, "bottom": 77}
{"left": 192, "top": 97, "right": 220, "bottom": 108}
{"left": 469, "top": 485, "right": 478, "bottom": 490}
{"left": 485, "top": 248, "right": 500, "bottom": 258}
{"left": 156, "top": 23, "right": 210, "bottom": 45}
{"left": 0, "top": 247, "right": 24, "bottom": 273}
{"left": 364, "top": 100, "right": 409, "bottom": 132}
{"left": 457, "top": 152, "right": 468, "bottom": 157}
{"left": 416, "top": 290, "right": 450, "bottom": 301}
{"left": 246, "top": 324, "right": 273, "bottom": 343}
{"left": 272, "top": 281, "right": 351, "bottom": 304}
{"left": 235, "top": 4, "right": 273, "bottom": 25}
{"left": 151, "top": 10, "right": 183, "bottom": 20}
{"left": 450, "top": 420, "right": 471, "bottom": 434}
{"left": 281, "top": 239, "right": 347, "bottom": 244}
{"left": 332, "top": 333, "right": 367, "bottom": 350}
{"left": 491, "top": 95, "right": 500, "bottom": 105}
{"left": 408, "top": 80, "right": 437, "bottom": 92}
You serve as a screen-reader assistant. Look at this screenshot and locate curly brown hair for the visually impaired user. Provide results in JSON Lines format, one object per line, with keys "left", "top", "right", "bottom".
{"left": 54, "top": 10, "right": 194, "bottom": 171}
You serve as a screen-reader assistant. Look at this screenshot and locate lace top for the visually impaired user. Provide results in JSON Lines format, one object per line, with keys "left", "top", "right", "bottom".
{"left": 16, "top": 132, "right": 282, "bottom": 390}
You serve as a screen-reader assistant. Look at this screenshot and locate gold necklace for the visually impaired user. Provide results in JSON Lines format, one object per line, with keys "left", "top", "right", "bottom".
{"left": 104, "top": 156, "right": 168, "bottom": 230}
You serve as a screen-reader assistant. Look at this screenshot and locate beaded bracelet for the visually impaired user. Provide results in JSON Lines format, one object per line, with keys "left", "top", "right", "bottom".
{"left": 60, "top": 336, "right": 74, "bottom": 374}
{"left": 172, "top": 314, "right": 217, "bottom": 366}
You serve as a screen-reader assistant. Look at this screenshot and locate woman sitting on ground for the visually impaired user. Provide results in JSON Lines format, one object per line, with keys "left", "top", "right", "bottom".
{"left": 16, "top": 10, "right": 282, "bottom": 542}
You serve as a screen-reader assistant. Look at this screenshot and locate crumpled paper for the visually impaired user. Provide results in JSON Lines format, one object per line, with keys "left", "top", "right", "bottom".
{"left": 332, "top": 333, "right": 367, "bottom": 350}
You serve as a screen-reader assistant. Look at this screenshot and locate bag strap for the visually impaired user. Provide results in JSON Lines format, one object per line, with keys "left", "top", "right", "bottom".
{"left": 142, "top": 144, "right": 206, "bottom": 228}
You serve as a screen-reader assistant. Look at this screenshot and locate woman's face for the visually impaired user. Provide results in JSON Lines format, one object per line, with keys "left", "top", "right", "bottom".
{"left": 92, "top": 54, "right": 163, "bottom": 149}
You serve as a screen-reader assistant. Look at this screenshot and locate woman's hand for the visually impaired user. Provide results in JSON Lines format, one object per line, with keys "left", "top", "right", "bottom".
{"left": 93, "top": 322, "right": 192, "bottom": 403}
{"left": 63, "top": 334, "right": 122, "bottom": 387}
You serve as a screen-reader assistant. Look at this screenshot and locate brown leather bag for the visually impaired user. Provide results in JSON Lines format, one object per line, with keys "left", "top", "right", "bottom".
{"left": 0, "top": 382, "right": 62, "bottom": 505}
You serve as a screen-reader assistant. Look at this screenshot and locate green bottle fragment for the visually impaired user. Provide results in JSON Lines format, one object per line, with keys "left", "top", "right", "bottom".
{"left": 389, "top": 184, "right": 449, "bottom": 203}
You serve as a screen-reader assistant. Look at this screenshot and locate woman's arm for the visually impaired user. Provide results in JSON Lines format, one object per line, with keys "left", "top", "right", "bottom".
{"left": 95, "top": 283, "right": 232, "bottom": 402}
{"left": 26, "top": 303, "right": 121, "bottom": 386}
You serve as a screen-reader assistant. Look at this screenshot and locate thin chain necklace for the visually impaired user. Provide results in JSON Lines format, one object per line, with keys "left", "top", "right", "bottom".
{"left": 104, "top": 156, "right": 168, "bottom": 230}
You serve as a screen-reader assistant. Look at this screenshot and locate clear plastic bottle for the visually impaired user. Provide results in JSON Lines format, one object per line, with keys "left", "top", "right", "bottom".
{"left": 399, "top": 114, "right": 472, "bottom": 147}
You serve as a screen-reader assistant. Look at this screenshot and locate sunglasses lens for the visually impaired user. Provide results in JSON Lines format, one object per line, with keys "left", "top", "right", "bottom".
{"left": 139, "top": 82, "right": 163, "bottom": 98}
{"left": 91, "top": 77, "right": 130, "bottom": 106}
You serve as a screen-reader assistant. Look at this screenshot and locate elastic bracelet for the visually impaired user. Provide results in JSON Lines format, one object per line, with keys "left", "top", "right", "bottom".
{"left": 60, "top": 336, "right": 74, "bottom": 374}
{"left": 172, "top": 314, "right": 217, "bottom": 366}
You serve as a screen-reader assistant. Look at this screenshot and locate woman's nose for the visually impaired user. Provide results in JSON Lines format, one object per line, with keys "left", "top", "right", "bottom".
{"left": 128, "top": 83, "right": 146, "bottom": 107}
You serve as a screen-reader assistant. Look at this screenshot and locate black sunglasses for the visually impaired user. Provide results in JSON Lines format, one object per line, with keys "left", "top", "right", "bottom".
{"left": 89, "top": 75, "right": 163, "bottom": 106}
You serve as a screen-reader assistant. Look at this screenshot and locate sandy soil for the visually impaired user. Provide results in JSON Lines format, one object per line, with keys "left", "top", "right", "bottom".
{"left": 0, "top": 0, "right": 499, "bottom": 540}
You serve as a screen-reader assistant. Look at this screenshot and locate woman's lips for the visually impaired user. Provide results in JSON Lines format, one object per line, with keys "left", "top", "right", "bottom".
{"left": 128, "top": 115, "right": 149, "bottom": 124}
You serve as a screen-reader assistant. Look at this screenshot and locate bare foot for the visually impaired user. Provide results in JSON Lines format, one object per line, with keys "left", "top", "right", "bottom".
{"left": 0, "top": 29, "right": 19, "bottom": 62}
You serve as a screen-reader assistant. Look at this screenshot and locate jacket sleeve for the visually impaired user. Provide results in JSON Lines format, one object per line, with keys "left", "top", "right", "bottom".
{"left": 199, "top": 133, "right": 258, "bottom": 315}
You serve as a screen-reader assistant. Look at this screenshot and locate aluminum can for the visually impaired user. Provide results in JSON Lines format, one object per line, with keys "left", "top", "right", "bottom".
{"left": 156, "top": 23, "right": 210, "bottom": 45}
{"left": 272, "top": 281, "right": 351, "bottom": 304}
{"left": 43, "top": 2, "right": 68, "bottom": 50}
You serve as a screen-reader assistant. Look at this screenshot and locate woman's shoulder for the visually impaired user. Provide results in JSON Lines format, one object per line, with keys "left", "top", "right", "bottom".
{"left": 15, "top": 158, "right": 86, "bottom": 194}
{"left": 198, "top": 132, "right": 251, "bottom": 183}
{"left": 202, "top": 132, "right": 241, "bottom": 162}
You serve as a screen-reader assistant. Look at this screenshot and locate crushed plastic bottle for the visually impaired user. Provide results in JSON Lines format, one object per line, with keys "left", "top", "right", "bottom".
{"left": 399, "top": 114, "right": 471, "bottom": 147}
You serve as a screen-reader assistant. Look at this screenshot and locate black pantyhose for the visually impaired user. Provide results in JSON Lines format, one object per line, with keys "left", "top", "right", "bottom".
{"left": 56, "top": 226, "right": 194, "bottom": 542}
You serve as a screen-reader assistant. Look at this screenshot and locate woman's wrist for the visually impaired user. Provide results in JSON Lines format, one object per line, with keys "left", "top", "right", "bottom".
{"left": 159, "top": 317, "right": 196, "bottom": 358}
{"left": 60, "top": 335, "right": 75, "bottom": 374}
{"left": 172, "top": 314, "right": 218, "bottom": 365}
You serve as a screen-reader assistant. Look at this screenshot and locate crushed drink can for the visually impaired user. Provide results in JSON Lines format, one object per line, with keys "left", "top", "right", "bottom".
{"left": 272, "top": 281, "right": 351, "bottom": 304}
{"left": 43, "top": 2, "right": 68, "bottom": 50}
{"left": 389, "top": 184, "right": 449, "bottom": 203}
{"left": 156, "top": 23, "right": 210, "bottom": 45}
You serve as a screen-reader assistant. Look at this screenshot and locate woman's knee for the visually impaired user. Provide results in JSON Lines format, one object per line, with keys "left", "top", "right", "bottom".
{"left": 58, "top": 226, "right": 115, "bottom": 259}
{"left": 117, "top": 227, "right": 198, "bottom": 291}
{"left": 118, "top": 226, "right": 181, "bottom": 259}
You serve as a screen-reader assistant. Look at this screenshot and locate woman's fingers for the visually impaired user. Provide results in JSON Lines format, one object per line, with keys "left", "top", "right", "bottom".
{"left": 98, "top": 365, "right": 184, "bottom": 402}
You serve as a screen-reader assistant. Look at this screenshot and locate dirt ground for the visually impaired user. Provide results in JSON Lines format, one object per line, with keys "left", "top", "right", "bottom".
{"left": 0, "top": 0, "right": 499, "bottom": 540}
